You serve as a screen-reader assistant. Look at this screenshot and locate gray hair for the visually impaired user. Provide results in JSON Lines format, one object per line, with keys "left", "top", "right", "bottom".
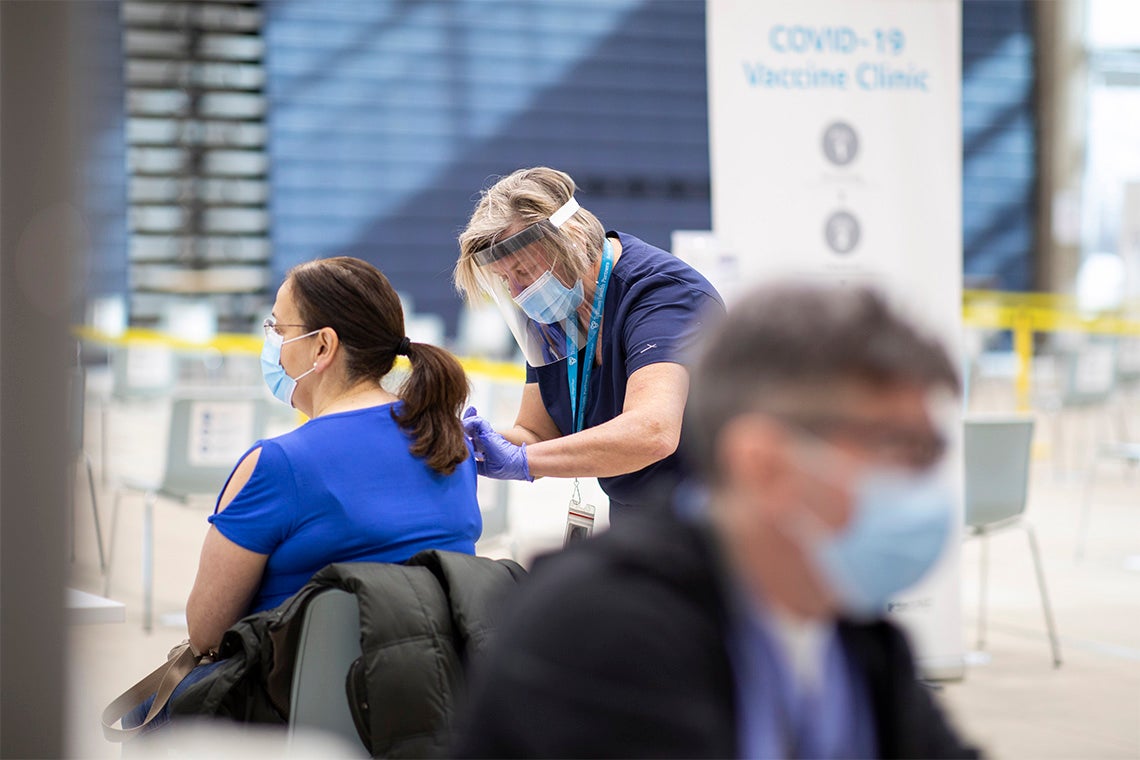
{"left": 686, "top": 282, "right": 960, "bottom": 481}
{"left": 454, "top": 167, "right": 607, "bottom": 300}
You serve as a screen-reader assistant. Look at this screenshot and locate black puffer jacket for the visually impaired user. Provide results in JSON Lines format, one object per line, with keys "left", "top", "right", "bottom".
{"left": 317, "top": 552, "right": 527, "bottom": 757}
{"left": 170, "top": 550, "right": 525, "bottom": 758}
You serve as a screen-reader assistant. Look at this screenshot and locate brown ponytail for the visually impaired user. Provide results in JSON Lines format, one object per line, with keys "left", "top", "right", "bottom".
{"left": 288, "top": 256, "right": 471, "bottom": 475}
{"left": 392, "top": 340, "right": 470, "bottom": 475}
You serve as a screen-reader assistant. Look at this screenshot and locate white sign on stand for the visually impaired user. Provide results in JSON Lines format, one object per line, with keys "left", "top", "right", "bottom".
{"left": 187, "top": 401, "right": 257, "bottom": 468}
{"left": 671, "top": 230, "right": 742, "bottom": 305}
{"left": 707, "top": 0, "right": 965, "bottom": 679}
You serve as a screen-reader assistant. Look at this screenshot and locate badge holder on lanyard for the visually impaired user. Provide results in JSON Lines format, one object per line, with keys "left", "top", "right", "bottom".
{"left": 563, "top": 239, "right": 614, "bottom": 547}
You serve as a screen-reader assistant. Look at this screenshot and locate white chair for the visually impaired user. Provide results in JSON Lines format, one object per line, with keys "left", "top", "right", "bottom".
{"left": 964, "top": 416, "right": 1062, "bottom": 667}
{"left": 288, "top": 589, "right": 368, "bottom": 756}
{"left": 1077, "top": 338, "right": 1140, "bottom": 559}
{"left": 1079, "top": 439, "right": 1140, "bottom": 561}
{"left": 105, "top": 394, "right": 267, "bottom": 630}
{"left": 98, "top": 344, "right": 179, "bottom": 488}
{"left": 68, "top": 355, "right": 107, "bottom": 576}
{"left": 1076, "top": 407, "right": 1140, "bottom": 562}
{"left": 1042, "top": 341, "right": 1117, "bottom": 478}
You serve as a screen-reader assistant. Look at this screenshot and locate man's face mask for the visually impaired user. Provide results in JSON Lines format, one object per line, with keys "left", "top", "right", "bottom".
{"left": 781, "top": 431, "right": 954, "bottom": 619}
{"left": 799, "top": 467, "right": 953, "bottom": 618}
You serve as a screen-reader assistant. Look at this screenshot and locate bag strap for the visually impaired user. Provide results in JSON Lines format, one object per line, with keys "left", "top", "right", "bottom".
{"left": 101, "top": 642, "right": 210, "bottom": 741}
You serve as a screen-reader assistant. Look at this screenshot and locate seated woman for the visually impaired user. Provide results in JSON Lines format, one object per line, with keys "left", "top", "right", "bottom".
{"left": 128, "top": 256, "right": 481, "bottom": 729}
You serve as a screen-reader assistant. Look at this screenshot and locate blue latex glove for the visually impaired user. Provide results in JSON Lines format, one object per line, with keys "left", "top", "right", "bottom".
{"left": 462, "top": 406, "right": 533, "bottom": 481}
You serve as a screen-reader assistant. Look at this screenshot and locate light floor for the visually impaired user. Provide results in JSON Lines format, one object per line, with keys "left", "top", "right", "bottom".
{"left": 64, "top": 376, "right": 1140, "bottom": 758}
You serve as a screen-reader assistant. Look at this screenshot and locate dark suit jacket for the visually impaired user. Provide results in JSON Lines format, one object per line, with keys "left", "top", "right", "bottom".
{"left": 451, "top": 504, "right": 980, "bottom": 759}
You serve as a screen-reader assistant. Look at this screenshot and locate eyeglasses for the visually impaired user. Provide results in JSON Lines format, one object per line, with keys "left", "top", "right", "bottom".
{"left": 785, "top": 414, "right": 947, "bottom": 470}
{"left": 262, "top": 316, "right": 309, "bottom": 339}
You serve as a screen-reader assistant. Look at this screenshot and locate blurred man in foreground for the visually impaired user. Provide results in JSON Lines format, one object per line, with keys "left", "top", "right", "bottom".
{"left": 452, "top": 282, "right": 980, "bottom": 758}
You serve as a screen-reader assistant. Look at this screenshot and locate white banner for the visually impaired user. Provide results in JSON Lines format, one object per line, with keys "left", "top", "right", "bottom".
{"left": 707, "top": 0, "right": 964, "bottom": 679}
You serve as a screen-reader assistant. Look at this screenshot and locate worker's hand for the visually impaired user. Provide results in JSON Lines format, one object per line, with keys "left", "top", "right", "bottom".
{"left": 462, "top": 407, "right": 533, "bottom": 481}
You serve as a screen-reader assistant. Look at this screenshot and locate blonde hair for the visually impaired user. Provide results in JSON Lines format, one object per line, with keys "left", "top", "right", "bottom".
{"left": 454, "top": 167, "right": 607, "bottom": 299}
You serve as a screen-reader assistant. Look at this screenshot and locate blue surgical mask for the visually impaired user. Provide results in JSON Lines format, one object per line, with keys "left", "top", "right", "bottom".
{"left": 513, "top": 268, "right": 584, "bottom": 324}
{"left": 801, "top": 468, "right": 953, "bottom": 619}
{"left": 260, "top": 328, "right": 319, "bottom": 407}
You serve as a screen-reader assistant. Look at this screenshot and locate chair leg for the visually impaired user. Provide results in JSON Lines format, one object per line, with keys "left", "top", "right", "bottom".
{"left": 104, "top": 488, "right": 123, "bottom": 598}
{"left": 1077, "top": 455, "right": 1100, "bottom": 561}
{"left": 68, "top": 458, "right": 78, "bottom": 564}
{"left": 1024, "top": 524, "right": 1062, "bottom": 668}
{"left": 977, "top": 533, "right": 989, "bottom": 651}
{"left": 84, "top": 452, "right": 107, "bottom": 575}
{"left": 143, "top": 491, "right": 155, "bottom": 633}
{"left": 1051, "top": 411, "right": 1065, "bottom": 481}
{"left": 100, "top": 399, "right": 110, "bottom": 489}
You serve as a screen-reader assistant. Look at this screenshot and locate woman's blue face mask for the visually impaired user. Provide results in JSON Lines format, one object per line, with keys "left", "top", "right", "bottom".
{"left": 260, "top": 326, "right": 320, "bottom": 407}
{"left": 511, "top": 267, "right": 584, "bottom": 324}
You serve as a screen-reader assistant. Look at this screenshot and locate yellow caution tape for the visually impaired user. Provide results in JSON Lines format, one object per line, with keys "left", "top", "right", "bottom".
{"left": 76, "top": 290, "right": 1140, "bottom": 407}
{"left": 72, "top": 325, "right": 263, "bottom": 353}
{"left": 73, "top": 326, "right": 528, "bottom": 383}
{"left": 963, "top": 290, "right": 1140, "bottom": 410}
{"left": 963, "top": 290, "right": 1140, "bottom": 336}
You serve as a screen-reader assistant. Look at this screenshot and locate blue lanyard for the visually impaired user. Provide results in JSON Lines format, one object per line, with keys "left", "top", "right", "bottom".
{"left": 566, "top": 239, "right": 614, "bottom": 435}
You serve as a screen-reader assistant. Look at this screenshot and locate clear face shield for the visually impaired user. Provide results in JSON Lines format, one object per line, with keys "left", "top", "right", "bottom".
{"left": 470, "top": 197, "right": 589, "bottom": 366}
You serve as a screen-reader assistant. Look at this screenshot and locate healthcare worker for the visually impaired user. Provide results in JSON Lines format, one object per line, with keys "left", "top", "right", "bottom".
{"left": 454, "top": 167, "right": 724, "bottom": 521}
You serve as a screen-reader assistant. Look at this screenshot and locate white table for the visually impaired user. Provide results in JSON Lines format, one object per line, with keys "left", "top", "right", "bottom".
{"left": 66, "top": 588, "right": 125, "bottom": 624}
